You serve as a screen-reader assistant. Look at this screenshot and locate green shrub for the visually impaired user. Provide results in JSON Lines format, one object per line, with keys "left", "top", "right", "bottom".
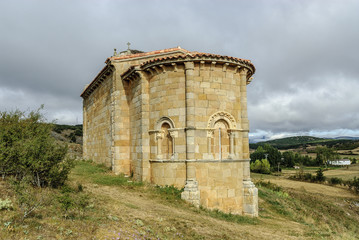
{"left": 155, "top": 185, "right": 183, "bottom": 200}
{"left": 304, "top": 173, "right": 313, "bottom": 182}
{"left": 0, "top": 198, "right": 13, "bottom": 211}
{"left": 57, "top": 185, "right": 91, "bottom": 219}
{"left": 250, "top": 159, "right": 271, "bottom": 174}
{"left": 0, "top": 107, "right": 74, "bottom": 187}
{"left": 74, "top": 128, "right": 83, "bottom": 137}
{"left": 329, "top": 177, "right": 343, "bottom": 185}
{"left": 256, "top": 180, "right": 283, "bottom": 192}
{"left": 347, "top": 177, "right": 359, "bottom": 193}
{"left": 315, "top": 168, "right": 325, "bottom": 182}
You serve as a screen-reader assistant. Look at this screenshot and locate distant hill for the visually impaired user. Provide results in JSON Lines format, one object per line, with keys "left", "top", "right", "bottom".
{"left": 264, "top": 136, "right": 325, "bottom": 145}
{"left": 249, "top": 136, "right": 359, "bottom": 150}
{"left": 52, "top": 124, "right": 83, "bottom": 144}
{"left": 333, "top": 136, "right": 359, "bottom": 140}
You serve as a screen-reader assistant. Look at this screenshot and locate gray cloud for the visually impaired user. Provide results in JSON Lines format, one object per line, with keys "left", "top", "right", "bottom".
{"left": 0, "top": 0, "right": 358, "bottom": 136}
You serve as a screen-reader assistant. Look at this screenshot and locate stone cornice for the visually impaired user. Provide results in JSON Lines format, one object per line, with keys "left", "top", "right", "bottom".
{"left": 120, "top": 66, "right": 141, "bottom": 82}
{"left": 120, "top": 55, "right": 255, "bottom": 83}
{"left": 81, "top": 64, "right": 114, "bottom": 99}
{"left": 149, "top": 159, "right": 251, "bottom": 163}
{"left": 142, "top": 56, "right": 255, "bottom": 76}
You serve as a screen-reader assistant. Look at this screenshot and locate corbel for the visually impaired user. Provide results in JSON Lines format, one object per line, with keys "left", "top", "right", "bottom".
{"left": 159, "top": 64, "right": 166, "bottom": 73}
{"left": 146, "top": 68, "right": 155, "bottom": 77}
{"left": 171, "top": 63, "right": 178, "bottom": 72}
{"left": 223, "top": 63, "right": 229, "bottom": 72}
{"left": 200, "top": 61, "right": 205, "bottom": 70}
{"left": 152, "top": 66, "right": 160, "bottom": 75}
{"left": 211, "top": 61, "right": 216, "bottom": 71}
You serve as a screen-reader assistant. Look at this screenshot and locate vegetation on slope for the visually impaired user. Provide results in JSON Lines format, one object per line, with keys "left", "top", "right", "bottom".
{"left": 0, "top": 108, "right": 74, "bottom": 187}
{"left": 52, "top": 124, "right": 83, "bottom": 144}
{"left": 1, "top": 161, "right": 359, "bottom": 239}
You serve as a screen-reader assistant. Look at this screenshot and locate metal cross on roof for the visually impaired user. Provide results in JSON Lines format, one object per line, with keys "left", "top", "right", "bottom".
{"left": 127, "top": 42, "right": 131, "bottom": 50}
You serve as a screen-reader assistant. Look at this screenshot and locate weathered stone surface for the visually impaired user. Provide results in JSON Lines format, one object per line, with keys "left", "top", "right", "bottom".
{"left": 81, "top": 47, "right": 258, "bottom": 216}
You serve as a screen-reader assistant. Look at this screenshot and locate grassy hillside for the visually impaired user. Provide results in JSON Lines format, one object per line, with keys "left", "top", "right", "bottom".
{"left": 1, "top": 161, "right": 359, "bottom": 239}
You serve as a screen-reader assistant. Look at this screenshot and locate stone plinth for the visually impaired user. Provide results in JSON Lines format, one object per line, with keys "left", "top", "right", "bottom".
{"left": 181, "top": 180, "right": 200, "bottom": 208}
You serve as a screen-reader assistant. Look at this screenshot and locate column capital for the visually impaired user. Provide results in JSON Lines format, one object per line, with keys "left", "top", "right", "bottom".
{"left": 156, "top": 131, "right": 163, "bottom": 140}
{"left": 207, "top": 129, "right": 214, "bottom": 138}
{"left": 169, "top": 130, "right": 178, "bottom": 138}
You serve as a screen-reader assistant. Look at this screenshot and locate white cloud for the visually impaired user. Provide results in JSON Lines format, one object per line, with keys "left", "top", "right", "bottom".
{"left": 0, "top": 0, "right": 358, "bottom": 137}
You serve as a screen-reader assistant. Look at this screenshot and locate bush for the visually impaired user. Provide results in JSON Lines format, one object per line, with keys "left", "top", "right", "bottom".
{"left": 304, "top": 173, "right": 313, "bottom": 182}
{"left": 155, "top": 185, "right": 183, "bottom": 200}
{"left": 315, "top": 168, "right": 325, "bottom": 182}
{"left": 329, "top": 177, "right": 343, "bottom": 185}
{"left": 256, "top": 180, "right": 283, "bottom": 192}
{"left": 74, "top": 128, "right": 83, "bottom": 137}
{"left": 57, "top": 185, "right": 91, "bottom": 219}
{"left": 347, "top": 177, "right": 359, "bottom": 193}
{"left": 250, "top": 159, "right": 271, "bottom": 174}
{"left": 0, "top": 107, "right": 74, "bottom": 187}
{"left": 0, "top": 198, "right": 13, "bottom": 211}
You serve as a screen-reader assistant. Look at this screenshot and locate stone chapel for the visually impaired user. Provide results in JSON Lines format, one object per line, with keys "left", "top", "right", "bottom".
{"left": 81, "top": 46, "right": 258, "bottom": 216}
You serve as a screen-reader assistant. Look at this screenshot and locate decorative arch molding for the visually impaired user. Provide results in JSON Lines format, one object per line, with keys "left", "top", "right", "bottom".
{"left": 207, "top": 111, "right": 237, "bottom": 129}
{"left": 155, "top": 116, "right": 178, "bottom": 160}
{"left": 156, "top": 116, "right": 175, "bottom": 130}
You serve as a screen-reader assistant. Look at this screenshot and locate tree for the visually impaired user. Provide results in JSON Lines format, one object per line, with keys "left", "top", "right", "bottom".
{"left": 250, "top": 144, "right": 282, "bottom": 167}
{"left": 250, "top": 159, "right": 271, "bottom": 174}
{"left": 250, "top": 146, "right": 266, "bottom": 163}
{"left": 315, "top": 146, "right": 338, "bottom": 167}
{"left": 260, "top": 159, "right": 271, "bottom": 174}
{"left": 282, "top": 151, "right": 295, "bottom": 167}
{"left": 0, "top": 107, "right": 74, "bottom": 187}
{"left": 315, "top": 168, "right": 325, "bottom": 182}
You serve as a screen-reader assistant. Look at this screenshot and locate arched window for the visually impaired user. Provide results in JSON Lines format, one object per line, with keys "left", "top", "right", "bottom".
{"left": 161, "top": 122, "right": 173, "bottom": 159}
{"left": 207, "top": 111, "right": 237, "bottom": 160}
{"left": 156, "top": 117, "right": 176, "bottom": 160}
{"left": 213, "top": 120, "right": 230, "bottom": 160}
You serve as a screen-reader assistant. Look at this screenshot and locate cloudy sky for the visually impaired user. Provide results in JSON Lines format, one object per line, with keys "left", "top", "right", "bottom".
{"left": 1, "top": 0, "right": 358, "bottom": 140}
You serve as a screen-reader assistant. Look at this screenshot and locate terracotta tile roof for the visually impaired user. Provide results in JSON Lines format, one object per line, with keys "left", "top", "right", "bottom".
{"left": 106, "top": 47, "right": 190, "bottom": 63}
{"left": 82, "top": 47, "right": 255, "bottom": 98}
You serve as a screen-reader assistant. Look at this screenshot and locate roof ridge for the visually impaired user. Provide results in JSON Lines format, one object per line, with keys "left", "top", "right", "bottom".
{"left": 108, "top": 46, "right": 190, "bottom": 62}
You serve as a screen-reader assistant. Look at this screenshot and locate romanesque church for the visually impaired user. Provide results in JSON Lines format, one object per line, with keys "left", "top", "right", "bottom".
{"left": 81, "top": 46, "right": 258, "bottom": 216}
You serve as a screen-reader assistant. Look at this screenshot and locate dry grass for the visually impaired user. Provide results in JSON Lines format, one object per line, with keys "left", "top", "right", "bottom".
{"left": 1, "top": 161, "right": 359, "bottom": 240}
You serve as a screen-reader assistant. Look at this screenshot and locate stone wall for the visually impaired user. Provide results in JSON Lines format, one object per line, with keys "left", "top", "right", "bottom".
{"left": 150, "top": 161, "right": 186, "bottom": 187}
{"left": 83, "top": 73, "right": 113, "bottom": 167}
{"left": 193, "top": 161, "right": 244, "bottom": 214}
